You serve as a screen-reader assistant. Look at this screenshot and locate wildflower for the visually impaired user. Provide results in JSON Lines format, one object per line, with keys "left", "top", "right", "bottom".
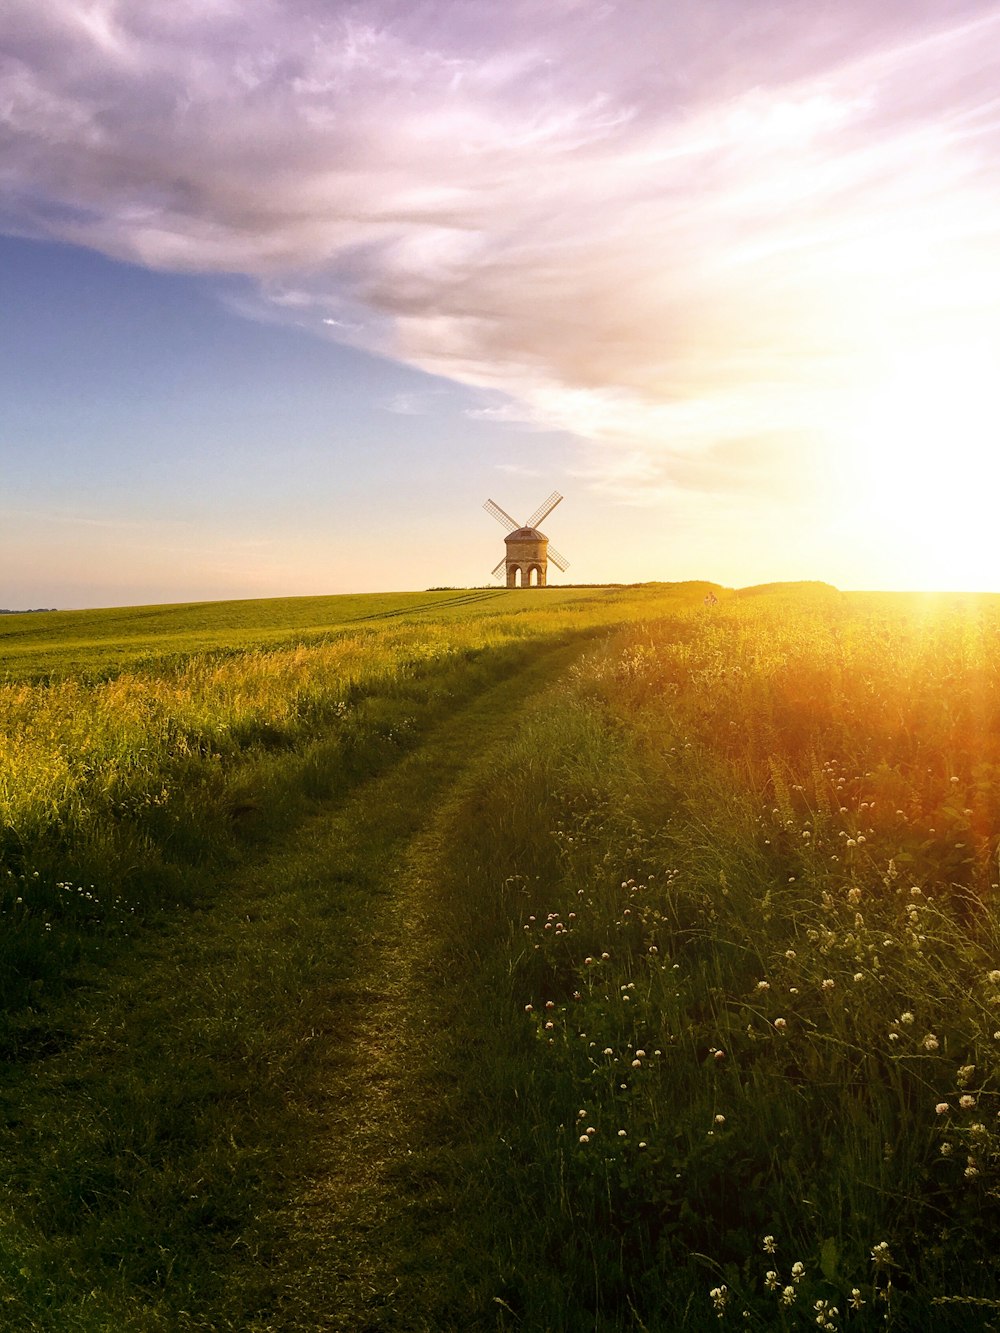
{"left": 853, "top": 972, "right": 864, "bottom": 983}
{"left": 603, "top": 1047, "right": 613, "bottom": 1056}
{"left": 774, "top": 1018, "right": 787, "bottom": 1032}
{"left": 850, "top": 1288, "right": 865, "bottom": 1310}
{"left": 618, "top": 1129, "right": 627, "bottom": 1137}
{"left": 870, "top": 1241, "right": 892, "bottom": 1268}
{"left": 524, "top": 1004, "right": 533, "bottom": 1013}
{"left": 638, "top": 1141, "right": 647, "bottom": 1150}
{"left": 989, "top": 971, "right": 1000, "bottom": 984}
{"left": 709, "top": 1284, "right": 728, "bottom": 1317}
{"left": 936, "top": 1102, "right": 950, "bottom": 1115}
{"left": 940, "top": 1142, "right": 953, "bottom": 1155}
{"left": 923, "top": 1034, "right": 940, "bottom": 1051}
{"left": 900, "top": 1011, "right": 914, "bottom": 1025}
{"left": 756, "top": 980, "right": 771, "bottom": 991}
{"left": 782, "top": 1286, "right": 796, "bottom": 1306}
{"left": 821, "top": 978, "right": 835, "bottom": 991}
{"left": 791, "top": 1261, "right": 805, "bottom": 1282}
{"left": 579, "top": 1134, "right": 590, "bottom": 1144}
{"left": 958, "top": 1064, "right": 976, "bottom": 1086}
{"left": 785, "top": 949, "right": 797, "bottom": 959}
{"left": 765, "top": 1270, "right": 780, "bottom": 1290}
{"left": 632, "top": 1059, "right": 642, "bottom": 1068}
{"left": 814, "top": 1298, "right": 839, "bottom": 1330}
{"left": 714, "top": 1114, "right": 726, "bottom": 1125}
{"left": 965, "top": 1162, "right": 980, "bottom": 1179}
{"left": 762, "top": 1234, "right": 777, "bottom": 1254}
{"left": 960, "top": 1094, "right": 976, "bottom": 1110}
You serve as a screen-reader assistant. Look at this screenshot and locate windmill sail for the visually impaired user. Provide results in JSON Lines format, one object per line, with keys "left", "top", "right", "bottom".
{"left": 547, "top": 545, "right": 570, "bottom": 572}
{"left": 491, "top": 557, "right": 507, "bottom": 580}
{"left": 483, "top": 498, "right": 520, "bottom": 531}
{"left": 526, "top": 491, "right": 563, "bottom": 530}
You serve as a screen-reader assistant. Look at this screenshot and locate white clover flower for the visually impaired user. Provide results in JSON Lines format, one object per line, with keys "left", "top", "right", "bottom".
{"left": 923, "top": 1034, "right": 940, "bottom": 1052}
{"left": 989, "top": 970, "right": 1000, "bottom": 983}
{"left": 709, "top": 1284, "right": 728, "bottom": 1316}
{"left": 756, "top": 980, "right": 771, "bottom": 991}
{"left": 791, "top": 1261, "right": 805, "bottom": 1281}
{"left": 900, "top": 1011, "right": 914, "bottom": 1025}
{"left": 781, "top": 1285, "right": 796, "bottom": 1306}
{"left": 765, "top": 1270, "right": 779, "bottom": 1290}
{"left": 960, "top": 1094, "right": 976, "bottom": 1110}
{"left": 762, "top": 1234, "right": 777, "bottom": 1254}
{"left": 940, "top": 1142, "right": 953, "bottom": 1155}
{"left": 774, "top": 1017, "right": 788, "bottom": 1031}
{"left": 714, "top": 1114, "right": 726, "bottom": 1125}
{"left": 821, "top": 978, "right": 835, "bottom": 991}
{"left": 871, "top": 1241, "right": 892, "bottom": 1267}
{"left": 936, "top": 1102, "right": 950, "bottom": 1115}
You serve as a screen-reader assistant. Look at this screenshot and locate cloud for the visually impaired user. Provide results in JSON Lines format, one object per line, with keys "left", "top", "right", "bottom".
{"left": 3, "top": 0, "right": 1000, "bottom": 502}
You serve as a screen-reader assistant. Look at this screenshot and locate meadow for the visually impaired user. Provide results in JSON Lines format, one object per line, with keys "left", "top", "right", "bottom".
{"left": 2, "top": 582, "right": 1000, "bottom": 1329}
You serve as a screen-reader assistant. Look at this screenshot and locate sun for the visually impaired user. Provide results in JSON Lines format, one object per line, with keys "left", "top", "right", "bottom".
{"left": 835, "top": 347, "right": 1000, "bottom": 591}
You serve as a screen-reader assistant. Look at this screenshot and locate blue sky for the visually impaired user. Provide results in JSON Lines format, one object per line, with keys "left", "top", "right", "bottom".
{"left": 4, "top": 0, "right": 1000, "bottom": 606}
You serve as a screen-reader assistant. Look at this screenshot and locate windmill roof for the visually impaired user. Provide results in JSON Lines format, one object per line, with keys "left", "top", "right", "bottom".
{"left": 505, "top": 526, "right": 547, "bottom": 541}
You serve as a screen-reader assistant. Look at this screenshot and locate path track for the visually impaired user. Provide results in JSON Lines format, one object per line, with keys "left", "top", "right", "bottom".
{"left": 246, "top": 632, "right": 593, "bottom": 1329}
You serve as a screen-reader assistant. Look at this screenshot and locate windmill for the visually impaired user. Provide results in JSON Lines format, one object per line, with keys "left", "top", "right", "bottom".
{"left": 483, "top": 490, "right": 569, "bottom": 588}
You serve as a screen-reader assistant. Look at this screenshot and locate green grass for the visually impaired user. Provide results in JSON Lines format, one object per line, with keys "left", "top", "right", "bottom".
{"left": 0, "top": 585, "right": 681, "bottom": 681}
{"left": 6, "top": 580, "right": 1000, "bottom": 1329}
{"left": 431, "top": 591, "right": 1000, "bottom": 1328}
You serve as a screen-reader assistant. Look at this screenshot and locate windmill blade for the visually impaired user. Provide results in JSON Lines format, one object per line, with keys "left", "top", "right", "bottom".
{"left": 483, "top": 498, "right": 520, "bottom": 531}
{"left": 526, "top": 490, "right": 563, "bottom": 530}
{"left": 547, "top": 545, "right": 570, "bottom": 572}
{"left": 490, "top": 557, "right": 507, "bottom": 580}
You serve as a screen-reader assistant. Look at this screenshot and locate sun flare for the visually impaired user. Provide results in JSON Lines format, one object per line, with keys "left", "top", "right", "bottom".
{"left": 837, "top": 348, "right": 1000, "bottom": 590}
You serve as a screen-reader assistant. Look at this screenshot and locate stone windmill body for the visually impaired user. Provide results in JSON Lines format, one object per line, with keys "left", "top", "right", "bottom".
{"left": 483, "top": 490, "right": 570, "bottom": 588}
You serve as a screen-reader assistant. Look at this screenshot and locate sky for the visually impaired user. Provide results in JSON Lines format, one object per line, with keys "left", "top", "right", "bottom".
{"left": 4, "top": 0, "right": 1000, "bottom": 607}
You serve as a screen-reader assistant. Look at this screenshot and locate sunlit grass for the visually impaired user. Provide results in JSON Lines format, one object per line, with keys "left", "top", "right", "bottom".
{"left": 439, "top": 587, "right": 1000, "bottom": 1328}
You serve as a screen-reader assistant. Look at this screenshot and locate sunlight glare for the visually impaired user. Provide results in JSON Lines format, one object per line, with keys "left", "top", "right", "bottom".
{"left": 837, "top": 348, "right": 1000, "bottom": 591}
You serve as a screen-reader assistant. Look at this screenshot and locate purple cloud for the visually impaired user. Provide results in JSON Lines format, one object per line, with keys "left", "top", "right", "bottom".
{"left": 3, "top": 0, "right": 1000, "bottom": 500}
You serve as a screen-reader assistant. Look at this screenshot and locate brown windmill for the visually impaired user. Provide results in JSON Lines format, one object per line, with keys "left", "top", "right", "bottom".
{"left": 483, "top": 491, "right": 569, "bottom": 587}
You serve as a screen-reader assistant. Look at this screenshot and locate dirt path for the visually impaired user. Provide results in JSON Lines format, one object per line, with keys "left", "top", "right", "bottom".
{"left": 242, "top": 635, "right": 591, "bottom": 1330}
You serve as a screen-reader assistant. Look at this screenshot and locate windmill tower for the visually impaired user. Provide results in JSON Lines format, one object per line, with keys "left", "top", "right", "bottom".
{"left": 483, "top": 490, "right": 570, "bottom": 588}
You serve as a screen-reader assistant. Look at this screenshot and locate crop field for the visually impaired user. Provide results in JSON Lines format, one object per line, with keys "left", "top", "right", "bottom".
{"left": 2, "top": 582, "right": 1000, "bottom": 1330}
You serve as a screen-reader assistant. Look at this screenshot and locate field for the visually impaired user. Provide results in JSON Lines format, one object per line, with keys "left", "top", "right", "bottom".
{"left": 2, "top": 582, "right": 1000, "bottom": 1329}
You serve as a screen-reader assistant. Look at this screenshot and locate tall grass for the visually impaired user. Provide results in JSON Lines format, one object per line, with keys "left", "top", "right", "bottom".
{"left": 440, "top": 589, "right": 1000, "bottom": 1329}
{"left": 0, "top": 585, "right": 714, "bottom": 1021}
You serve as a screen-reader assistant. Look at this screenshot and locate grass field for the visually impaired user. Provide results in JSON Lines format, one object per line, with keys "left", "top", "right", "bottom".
{"left": 3, "top": 581, "right": 1000, "bottom": 1329}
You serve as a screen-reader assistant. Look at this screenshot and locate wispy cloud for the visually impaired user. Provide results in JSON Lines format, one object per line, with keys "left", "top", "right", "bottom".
{"left": 4, "top": 0, "right": 1000, "bottom": 502}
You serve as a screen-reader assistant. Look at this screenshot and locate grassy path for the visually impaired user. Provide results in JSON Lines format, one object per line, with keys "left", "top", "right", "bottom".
{"left": 0, "top": 631, "right": 592, "bottom": 1330}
